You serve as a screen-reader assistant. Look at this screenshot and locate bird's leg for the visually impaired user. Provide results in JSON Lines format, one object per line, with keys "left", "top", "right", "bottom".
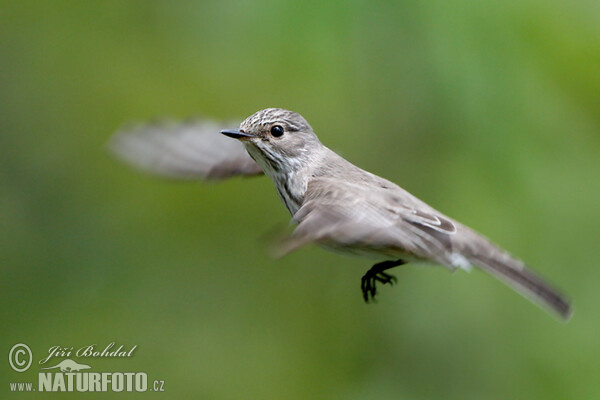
{"left": 361, "top": 259, "right": 406, "bottom": 303}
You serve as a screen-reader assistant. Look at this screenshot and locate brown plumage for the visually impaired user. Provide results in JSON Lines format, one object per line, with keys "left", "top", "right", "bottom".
{"left": 110, "top": 108, "right": 572, "bottom": 320}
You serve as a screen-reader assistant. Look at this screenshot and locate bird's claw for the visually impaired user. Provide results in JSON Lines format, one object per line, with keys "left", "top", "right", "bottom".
{"left": 360, "top": 259, "right": 404, "bottom": 303}
{"left": 361, "top": 270, "right": 397, "bottom": 303}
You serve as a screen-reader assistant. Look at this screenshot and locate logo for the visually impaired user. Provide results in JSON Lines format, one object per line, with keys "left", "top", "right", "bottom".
{"left": 40, "top": 359, "right": 91, "bottom": 372}
{"left": 8, "top": 342, "right": 165, "bottom": 393}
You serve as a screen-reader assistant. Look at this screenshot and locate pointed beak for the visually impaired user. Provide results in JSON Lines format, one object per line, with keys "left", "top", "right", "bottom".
{"left": 220, "top": 129, "right": 257, "bottom": 140}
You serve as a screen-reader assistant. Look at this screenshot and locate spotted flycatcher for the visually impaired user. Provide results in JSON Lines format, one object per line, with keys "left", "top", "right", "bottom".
{"left": 110, "top": 108, "right": 572, "bottom": 319}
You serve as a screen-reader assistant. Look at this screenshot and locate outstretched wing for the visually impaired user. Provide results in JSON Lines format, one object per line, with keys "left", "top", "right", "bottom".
{"left": 108, "top": 119, "right": 263, "bottom": 180}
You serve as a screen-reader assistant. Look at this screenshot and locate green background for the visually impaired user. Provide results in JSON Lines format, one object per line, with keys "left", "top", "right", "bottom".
{"left": 2, "top": 1, "right": 599, "bottom": 398}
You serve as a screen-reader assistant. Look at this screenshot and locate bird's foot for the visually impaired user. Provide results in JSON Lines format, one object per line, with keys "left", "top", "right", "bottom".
{"left": 360, "top": 260, "right": 404, "bottom": 303}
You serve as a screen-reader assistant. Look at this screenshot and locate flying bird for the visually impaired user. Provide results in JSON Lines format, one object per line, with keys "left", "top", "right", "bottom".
{"left": 109, "top": 108, "right": 572, "bottom": 320}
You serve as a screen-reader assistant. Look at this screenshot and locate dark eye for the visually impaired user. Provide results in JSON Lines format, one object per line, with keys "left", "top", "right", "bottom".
{"left": 270, "top": 125, "right": 284, "bottom": 137}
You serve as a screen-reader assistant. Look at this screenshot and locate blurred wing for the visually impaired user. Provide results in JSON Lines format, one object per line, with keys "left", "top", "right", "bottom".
{"left": 275, "top": 178, "right": 413, "bottom": 258}
{"left": 276, "top": 202, "right": 436, "bottom": 261}
{"left": 274, "top": 202, "right": 385, "bottom": 257}
{"left": 108, "top": 119, "right": 263, "bottom": 180}
{"left": 274, "top": 177, "right": 466, "bottom": 265}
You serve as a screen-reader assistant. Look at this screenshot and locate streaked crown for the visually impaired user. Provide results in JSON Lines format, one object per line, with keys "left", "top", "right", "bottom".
{"left": 240, "top": 108, "right": 312, "bottom": 134}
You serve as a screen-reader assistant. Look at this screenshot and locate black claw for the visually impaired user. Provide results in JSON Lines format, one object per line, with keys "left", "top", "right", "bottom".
{"left": 360, "top": 259, "right": 405, "bottom": 303}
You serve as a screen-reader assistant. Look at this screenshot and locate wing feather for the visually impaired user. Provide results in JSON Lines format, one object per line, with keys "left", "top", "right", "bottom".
{"left": 277, "top": 178, "right": 456, "bottom": 263}
{"left": 108, "top": 119, "right": 263, "bottom": 180}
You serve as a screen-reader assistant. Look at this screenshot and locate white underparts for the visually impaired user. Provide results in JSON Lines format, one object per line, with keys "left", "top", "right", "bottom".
{"left": 450, "top": 253, "right": 473, "bottom": 272}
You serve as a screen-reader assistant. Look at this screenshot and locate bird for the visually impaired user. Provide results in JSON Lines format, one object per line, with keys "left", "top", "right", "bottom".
{"left": 109, "top": 107, "right": 572, "bottom": 320}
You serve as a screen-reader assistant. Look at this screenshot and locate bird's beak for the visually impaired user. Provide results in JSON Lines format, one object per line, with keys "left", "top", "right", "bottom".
{"left": 220, "top": 129, "right": 257, "bottom": 140}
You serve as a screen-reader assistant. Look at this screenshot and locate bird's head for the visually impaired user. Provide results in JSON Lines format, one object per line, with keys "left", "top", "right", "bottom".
{"left": 221, "top": 108, "right": 321, "bottom": 174}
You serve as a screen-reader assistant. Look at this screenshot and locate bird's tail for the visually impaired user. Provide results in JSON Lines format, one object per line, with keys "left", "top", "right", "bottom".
{"left": 467, "top": 251, "right": 572, "bottom": 320}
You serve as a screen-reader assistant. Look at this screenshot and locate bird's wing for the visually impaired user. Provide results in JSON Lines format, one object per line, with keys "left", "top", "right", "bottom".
{"left": 275, "top": 177, "right": 458, "bottom": 263}
{"left": 107, "top": 119, "right": 263, "bottom": 180}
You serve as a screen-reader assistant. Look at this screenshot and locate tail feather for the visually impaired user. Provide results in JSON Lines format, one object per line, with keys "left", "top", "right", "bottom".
{"left": 468, "top": 253, "right": 572, "bottom": 320}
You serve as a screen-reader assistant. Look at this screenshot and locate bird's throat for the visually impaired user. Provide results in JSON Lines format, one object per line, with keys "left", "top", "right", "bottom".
{"left": 245, "top": 144, "right": 306, "bottom": 216}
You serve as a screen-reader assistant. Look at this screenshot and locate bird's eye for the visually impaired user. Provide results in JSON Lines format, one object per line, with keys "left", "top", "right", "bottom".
{"left": 270, "top": 125, "right": 284, "bottom": 137}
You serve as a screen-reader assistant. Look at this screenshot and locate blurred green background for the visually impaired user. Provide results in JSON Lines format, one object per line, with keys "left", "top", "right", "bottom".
{"left": 2, "top": 1, "right": 599, "bottom": 398}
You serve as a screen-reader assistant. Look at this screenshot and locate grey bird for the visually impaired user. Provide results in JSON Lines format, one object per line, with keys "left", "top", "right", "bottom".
{"left": 110, "top": 108, "right": 572, "bottom": 320}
